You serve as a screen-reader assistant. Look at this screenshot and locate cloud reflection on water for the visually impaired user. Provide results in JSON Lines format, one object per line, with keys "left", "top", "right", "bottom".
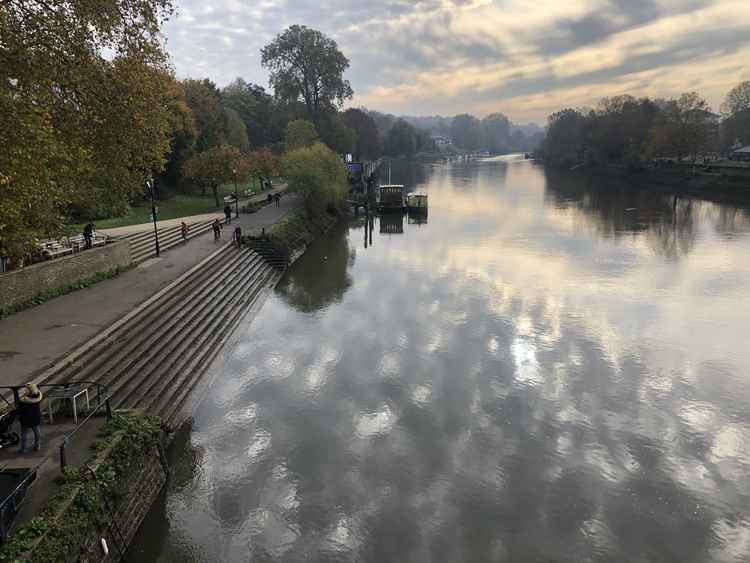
{"left": 132, "top": 158, "right": 750, "bottom": 563}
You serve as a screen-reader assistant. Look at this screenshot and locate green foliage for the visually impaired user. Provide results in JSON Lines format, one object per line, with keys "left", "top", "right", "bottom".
{"left": 0, "top": 0, "right": 178, "bottom": 260}
{"left": 385, "top": 120, "right": 418, "bottom": 157}
{"left": 342, "top": 108, "right": 382, "bottom": 160}
{"left": 269, "top": 207, "right": 338, "bottom": 255}
{"left": 0, "top": 264, "right": 134, "bottom": 319}
{"left": 261, "top": 25, "right": 353, "bottom": 116}
{"left": 451, "top": 114, "right": 482, "bottom": 151}
{"left": 0, "top": 412, "right": 162, "bottom": 562}
{"left": 285, "top": 120, "right": 319, "bottom": 151}
{"left": 282, "top": 143, "right": 348, "bottom": 214}
{"left": 481, "top": 113, "right": 511, "bottom": 154}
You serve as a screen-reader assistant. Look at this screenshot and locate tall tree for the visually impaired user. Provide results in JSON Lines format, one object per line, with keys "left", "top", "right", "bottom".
{"left": 261, "top": 25, "right": 353, "bottom": 119}
{"left": 0, "top": 0, "right": 176, "bottom": 261}
{"left": 182, "top": 79, "right": 228, "bottom": 151}
{"left": 451, "top": 114, "right": 482, "bottom": 151}
{"left": 385, "top": 120, "right": 417, "bottom": 157}
{"left": 649, "top": 92, "right": 714, "bottom": 161}
{"left": 343, "top": 109, "right": 382, "bottom": 160}
{"left": 720, "top": 82, "right": 750, "bottom": 148}
{"left": 481, "top": 113, "right": 511, "bottom": 154}
{"left": 223, "top": 107, "right": 250, "bottom": 151}
{"left": 721, "top": 81, "right": 750, "bottom": 117}
{"left": 541, "top": 109, "right": 587, "bottom": 166}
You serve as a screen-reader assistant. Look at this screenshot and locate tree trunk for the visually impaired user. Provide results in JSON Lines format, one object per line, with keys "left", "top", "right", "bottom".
{"left": 212, "top": 184, "right": 220, "bottom": 208}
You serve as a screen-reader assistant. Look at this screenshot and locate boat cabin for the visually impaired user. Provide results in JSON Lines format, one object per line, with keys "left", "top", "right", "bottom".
{"left": 379, "top": 184, "right": 405, "bottom": 209}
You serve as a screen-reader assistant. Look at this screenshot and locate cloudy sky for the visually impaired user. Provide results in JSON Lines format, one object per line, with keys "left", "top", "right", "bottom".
{"left": 164, "top": 0, "right": 750, "bottom": 123}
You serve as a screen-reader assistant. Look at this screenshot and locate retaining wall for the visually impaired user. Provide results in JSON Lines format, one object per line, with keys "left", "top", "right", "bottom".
{"left": 0, "top": 241, "right": 131, "bottom": 311}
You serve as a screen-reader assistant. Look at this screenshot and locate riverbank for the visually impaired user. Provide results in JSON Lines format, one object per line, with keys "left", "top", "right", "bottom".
{"left": 0, "top": 412, "right": 167, "bottom": 563}
{"left": 545, "top": 162, "right": 750, "bottom": 204}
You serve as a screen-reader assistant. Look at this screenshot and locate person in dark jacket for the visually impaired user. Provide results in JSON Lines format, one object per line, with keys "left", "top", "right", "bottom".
{"left": 82, "top": 222, "right": 94, "bottom": 249}
{"left": 212, "top": 219, "right": 222, "bottom": 242}
{"left": 18, "top": 383, "right": 42, "bottom": 453}
{"left": 274, "top": 192, "right": 281, "bottom": 207}
{"left": 224, "top": 204, "right": 232, "bottom": 225}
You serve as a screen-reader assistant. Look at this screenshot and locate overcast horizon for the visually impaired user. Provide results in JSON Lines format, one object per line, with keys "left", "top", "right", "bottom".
{"left": 164, "top": 0, "right": 750, "bottom": 124}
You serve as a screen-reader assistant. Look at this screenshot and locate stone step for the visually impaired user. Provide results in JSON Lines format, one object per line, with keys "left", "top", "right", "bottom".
{"left": 58, "top": 250, "right": 255, "bottom": 388}
{"left": 109, "top": 254, "right": 269, "bottom": 409}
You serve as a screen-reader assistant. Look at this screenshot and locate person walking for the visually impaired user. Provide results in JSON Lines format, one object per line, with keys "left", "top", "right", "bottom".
{"left": 267, "top": 193, "right": 273, "bottom": 205}
{"left": 224, "top": 204, "right": 232, "bottom": 225}
{"left": 275, "top": 192, "right": 281, "bottom": 207}
{"left": 212, "top": 219, "right": 222, "bottom": 242}
{"left": 233, "top": 226, "right": 242, "bottom": 248}
{"left": 181, "top": 221, "right": 189, "bottom": 244}
{"left": 18, "top": 383, "right": 42, "bottom": 453}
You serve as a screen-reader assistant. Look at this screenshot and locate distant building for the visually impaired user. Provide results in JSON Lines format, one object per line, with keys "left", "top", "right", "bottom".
{"left": 729, "top": 145, "right": 750, "bottom": 161}
{"left": 430, "top": 135, "right": 452, "bottom": 151}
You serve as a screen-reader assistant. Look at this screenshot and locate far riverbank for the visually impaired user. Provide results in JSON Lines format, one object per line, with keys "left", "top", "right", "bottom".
{"left": 544, "top": 162, "right": 750, "bottom": 205}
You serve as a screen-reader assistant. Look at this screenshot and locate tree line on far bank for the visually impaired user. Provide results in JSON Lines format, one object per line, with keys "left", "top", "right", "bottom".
{"left": 539, "top": 82, "right": 750, "bottom": 169}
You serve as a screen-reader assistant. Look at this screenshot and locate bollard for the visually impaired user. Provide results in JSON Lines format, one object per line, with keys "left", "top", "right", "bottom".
{"left": 59, "top": 441, "right": 67, "bottom": 471}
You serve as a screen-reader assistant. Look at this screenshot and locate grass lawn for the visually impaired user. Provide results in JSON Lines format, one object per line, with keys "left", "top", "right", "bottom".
{"left": 71, "top": 177, "right": 278, "bottom": 231}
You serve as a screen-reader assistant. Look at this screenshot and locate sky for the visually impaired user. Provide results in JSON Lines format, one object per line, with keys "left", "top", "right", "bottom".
{"left": 164, "top": 0, "right": 750, "bottom": 124}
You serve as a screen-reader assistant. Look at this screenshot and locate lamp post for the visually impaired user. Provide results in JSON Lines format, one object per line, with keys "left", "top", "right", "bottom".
{"left": 147, "top": 177, "right": 160, "bottom": 257}
{"left": 232, "top": 168, "right": 239, "bottom": 218}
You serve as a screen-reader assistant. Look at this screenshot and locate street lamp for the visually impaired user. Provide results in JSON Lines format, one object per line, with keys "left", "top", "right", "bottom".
{"left": 232, "top": 168, "right": 239, "bottom": 218}
{"left": 146, "top": 176, "right": 160, "bottom": 257}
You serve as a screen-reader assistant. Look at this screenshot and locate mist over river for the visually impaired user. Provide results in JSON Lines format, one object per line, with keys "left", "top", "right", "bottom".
{"left": 129, "top": 156, "right": 750, "bottom": 563}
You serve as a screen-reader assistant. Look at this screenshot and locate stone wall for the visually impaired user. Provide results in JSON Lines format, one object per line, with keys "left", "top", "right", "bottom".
{"left": 0, "top": 241, "right": 131, "bottom": 311}
{"left": 80, "top": 443, "right": 167, "bottom": 563}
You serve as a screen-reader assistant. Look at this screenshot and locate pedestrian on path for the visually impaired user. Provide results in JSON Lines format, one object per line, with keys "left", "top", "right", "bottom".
{"left": 234, "top": 226, "right": 243, "bottom": 248}
{"left": 83, "top": 222, "right": 94, "bottom": 250}
{"left": 212, "top": 219, "right": 222, "bottom": 242}
{"left": 275, "top": 192, "right": 281, "bottom": 207}
{"left": 18, "top": 383, "right": 42, "bottom": 453}
{"left": 224, "top": 204, "right": 232, "bottom": 225}
{"left": 267, "top": 193, "right": 273, "bottom": 205}
{"left": 181, "top": 221, "right": 189, "bottom": 244}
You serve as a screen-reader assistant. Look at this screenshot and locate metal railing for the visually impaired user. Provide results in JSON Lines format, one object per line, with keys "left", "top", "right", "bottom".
{"left": 0, "top": 382, "right": 112, "bottom": 472}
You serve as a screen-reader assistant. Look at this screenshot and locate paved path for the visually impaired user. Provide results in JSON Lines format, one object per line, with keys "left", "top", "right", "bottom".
{"left": 101, "top": 185, "right": 288, "bottom": 238}
{"left": 0, "top": 193, "right": 300, "bottom": 387}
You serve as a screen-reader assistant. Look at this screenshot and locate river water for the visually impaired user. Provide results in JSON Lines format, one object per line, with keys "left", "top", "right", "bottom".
{"left": 129, "top": 157, "right": 750, "bottom": 562}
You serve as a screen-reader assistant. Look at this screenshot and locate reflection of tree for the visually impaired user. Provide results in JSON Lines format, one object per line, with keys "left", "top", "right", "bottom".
{"left": 276, "top": 222, "right": 353, "bottom": 312}
{"left": 544, "top": 169, "right": 701, "bottom": 258}
{"left": 646, "top": 196, "right": 697, "bottom": 259}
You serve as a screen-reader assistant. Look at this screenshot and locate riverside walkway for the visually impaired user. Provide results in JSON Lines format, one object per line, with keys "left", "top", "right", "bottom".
{"left": 0, "top": 190, "right": 299, "bottom": 388}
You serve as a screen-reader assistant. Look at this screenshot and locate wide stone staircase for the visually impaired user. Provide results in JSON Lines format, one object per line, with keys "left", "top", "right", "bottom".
{"left": 123, "top": 219, "right": 216, "bottom": 264}
{"left": 31, "top": 244, "right": 282, "bottom": 424}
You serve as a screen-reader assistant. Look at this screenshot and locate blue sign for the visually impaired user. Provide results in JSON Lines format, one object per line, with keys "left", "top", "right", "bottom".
{"left": 347, "top": 162, "right": 363, "bottom": 174}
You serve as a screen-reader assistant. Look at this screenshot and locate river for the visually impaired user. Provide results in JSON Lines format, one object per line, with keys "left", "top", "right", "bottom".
{"left": 128, "top": 156, "right": 750, "bottom": 562}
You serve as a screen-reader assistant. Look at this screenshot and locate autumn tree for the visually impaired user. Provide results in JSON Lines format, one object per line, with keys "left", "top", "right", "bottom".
{"left": 183, "top": 146, "right": 249, "bottom": 208}
{"left": 540, "top": 109, "right": 587, "bottom": 166}
{"left": 285, "top": 119, "right": 319, "bottom": 151}
{"left": 0, "top": 0, "right": 176, "bottom": 262}
{"left": 248, "top": 148, "right": 281, "bottom": 187}
{"left": 261, "top": 25, "right": 353, "bottom": 120}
